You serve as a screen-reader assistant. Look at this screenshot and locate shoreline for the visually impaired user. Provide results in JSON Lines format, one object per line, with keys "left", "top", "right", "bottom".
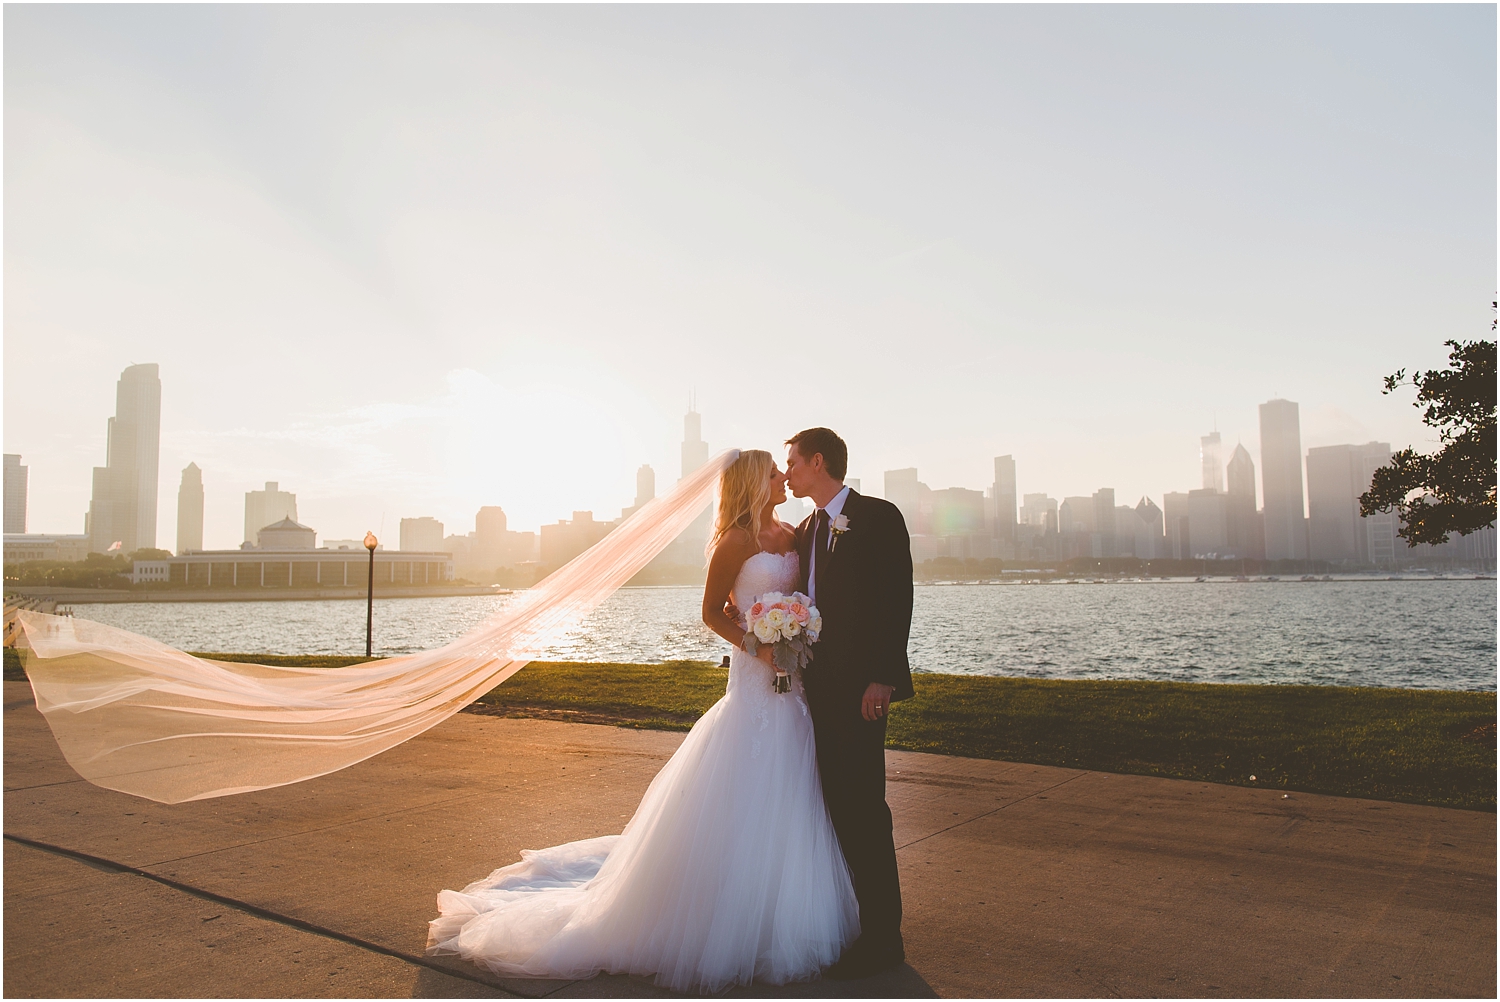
{"left": 5, "top": 572, "right": 1493, "bottom": 605}
{"left": 9, "top": 651, "right": 1490, "bottom": 809}
{"left": 3, "top": 583, "right": 511, "bottom": 604}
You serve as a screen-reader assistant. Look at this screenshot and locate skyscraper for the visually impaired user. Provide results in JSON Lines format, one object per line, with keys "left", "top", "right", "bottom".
{"left": 400, "top": 516, "right": 445, "bottom": 552}
{"left": 1200, "top": 432, "right": 1223, "bottom": 492}
{"left": 1259, "top": 399, "right": 1307, "bottom": 560}
{"left": 1092, "top": 487, "right": 1116, "bottom": 557}
{"left": 883, "top": 468, "right": 930, "bottom": 534}
{"left": 1353, "top": 445, "right": 1398, "bottom": 566}
{"left": 176, "top": 463, "right": 203, "bottom": 554}
{"left": 992, "top": 455, "right": 1017, "bottom": 542}
{"left": 4, "top": 454, "right": 27, "bottom": 534}
{"left": 244, "top": 482, "right": 297, "bottom": 545}
{"left": 1019, "top": 493, "right": 1057, "bottom": 527}
{"left": 86, "top": 363, "right": 162, "bottom": 554}
{"left": 669, "top": 403, "right": 711, "bottom": 564}
{"left": 1307, "top": 442, "right": 1396, "bottom": 565}
{"left": 1225, "top": 443, "right": 1262, "bottom": 559}
{"left": 620, "top": 465, "right": 657, "bottom": 521}
{"left": 681, "top": 400, "right": 708, "bottom": 479}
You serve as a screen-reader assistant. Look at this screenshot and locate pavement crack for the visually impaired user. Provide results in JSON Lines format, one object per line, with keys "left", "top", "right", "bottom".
{"left": 3, "top": 832, "right": 525, "bottom": 997}
{"left": 895, "top": 771, "right": 1089, "bottom": 851}
{"left": 3, "top": 778, "right": 89, "bottom": 792}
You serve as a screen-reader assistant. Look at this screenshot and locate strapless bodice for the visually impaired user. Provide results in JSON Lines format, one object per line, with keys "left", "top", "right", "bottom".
{"left": 729, "top": 550, "right": 801, "bottom": 610}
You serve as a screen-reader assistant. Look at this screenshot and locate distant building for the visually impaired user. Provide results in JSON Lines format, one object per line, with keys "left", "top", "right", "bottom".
{"left": 620, "top": 465, "right": 657, "bottom": 521}
{"left": 446, "top": 506, "right": 539, "bottom": 579}
{"left": 1225, "top": 443, "right": 1263, "bottom": 559}
{"left": 992, "top": 456, "right": 1017, "bottom": 543}
{"left": 1353, "top": 447, "right": 1399, "bottom": 566}
{"left": 1201, "top": 432, "right": 1224, "bottom": 493}
{"left": 144, "top": 544, "right": 452, "bottom": 589}
{"left": 1092, "top": 488, "right": 1116, "bottom": 557}
{"left": 176, "top": 463, "right": 204, "bottom": 554}
{"left": 1307, "top": 442, "right": 1399, "bottom": 565}
{"left": 400, "top": 516, "right": 445, "bottom": 553}
{"left": 541, "top": 511, "right": 614, "bottom": 570}
{"left": 4, "top": 454, "right": 27, "bottom": 534}
{"left": 244, "top": 482, "right": 297, "bottom": 546}
{"left": 258, "top": 518, "right": 316, "bottom": 550}
{"left": 845, "top": 478, "right": 861, "bottom": 494}
{"left": 4, "top": 533, "right": 91, "bottom": 563}
{"left": 657, "top": 405, "right": 713, "bottom": 568}
{"left": 1020, "top": 494, "right": 1057, "bottom": 528}
{"left": 1259, "top": 399, "right": 1307, "bottom": 560}
{"left": 1164, "top": 489, "right": 1231, "bottom": 559}
{"left": 681, "top": 402, "right": 709, "bottom": 479}
{"left": 884, "top": 468, "right": 931, "bottom": 535}
{"left": 1058, "top": 496, "right": 1093, "bottom": 535}
{"left": 1133, "top": 497, "right": 1166, "bottom": 558}
{"left": 324, "top": 538, "right": 383, "bottom": 552}
{"left": 86, "top": 363, "right": 162, "bottom": 554}
{"left": 931, "top": 487, "right": 985, "bottom": 537}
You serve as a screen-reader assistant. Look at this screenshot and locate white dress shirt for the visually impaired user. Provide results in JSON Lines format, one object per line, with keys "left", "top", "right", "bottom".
{"left": 807, "top": 485, "right": 851, "bottom": 606}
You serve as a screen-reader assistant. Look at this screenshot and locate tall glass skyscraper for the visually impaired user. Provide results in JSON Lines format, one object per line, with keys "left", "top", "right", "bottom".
{"left": 1258, "top": 398, "right": 1306, "bottom": 561}
{"left": 86, "top": 363, "right": 161, "bottom": 554}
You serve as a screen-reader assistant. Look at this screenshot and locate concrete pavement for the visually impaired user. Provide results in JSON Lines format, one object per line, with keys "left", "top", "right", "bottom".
{"left": 4, "top": 680, "right": 1494, "bottom": 998}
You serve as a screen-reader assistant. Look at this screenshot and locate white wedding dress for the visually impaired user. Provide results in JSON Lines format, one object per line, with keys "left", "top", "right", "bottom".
{"left": 426, "top": 550, "right": 859, "bottom": 992}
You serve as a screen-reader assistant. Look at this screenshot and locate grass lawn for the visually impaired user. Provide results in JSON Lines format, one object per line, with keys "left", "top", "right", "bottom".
{"left": 469, "top": 661, "right": 1499, "bottom": 811}
{"left": 6, "top": 650, "right": 1493, "bottom": 810}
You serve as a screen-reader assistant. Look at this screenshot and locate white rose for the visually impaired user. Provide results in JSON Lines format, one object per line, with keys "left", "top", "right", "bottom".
{"left": 761, "top": 591, "right": 784, "bottom": 606}
{"left": 784, "top": 618, "right": 801, "bottom": 637}
{"left": 808, "top": 616, "right": 822, "bottom": 639}
{"left": 754, "top": 619, "right": 778, "bottom": 644}
{"left": 765, "top": 608, "right": 787, "bottom": 630}
{"left": 831, "top": 514, "right": 851, "bottom": 532}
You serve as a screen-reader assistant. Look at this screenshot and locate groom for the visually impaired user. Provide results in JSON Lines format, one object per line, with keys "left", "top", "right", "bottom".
{"left": 784, "top": 427, "right": 915, "bottom": 980}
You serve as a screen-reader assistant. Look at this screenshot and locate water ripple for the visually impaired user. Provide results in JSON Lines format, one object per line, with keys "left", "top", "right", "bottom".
{"left": 61, "top": 579, "right": 1496, "bottom": 691}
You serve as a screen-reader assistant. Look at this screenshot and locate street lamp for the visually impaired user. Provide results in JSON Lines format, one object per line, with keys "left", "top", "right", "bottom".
{"left": 364, "top": 531, "right": 378, "bottom": 657}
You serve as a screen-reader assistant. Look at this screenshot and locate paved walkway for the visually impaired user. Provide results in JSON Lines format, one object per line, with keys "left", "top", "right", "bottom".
{"left": 4, "top": 680, "right": 1494, "bottom": 998}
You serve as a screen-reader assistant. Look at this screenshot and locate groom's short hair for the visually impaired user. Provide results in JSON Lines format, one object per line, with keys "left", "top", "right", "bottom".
{"left": 785, "top": 428, "right": 848, "bottom": 480}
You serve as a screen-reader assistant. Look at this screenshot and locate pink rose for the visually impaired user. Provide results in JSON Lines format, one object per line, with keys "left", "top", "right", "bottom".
{"left": 748, "top": 602, "right": 766, "bottom": 620}
{"left": 788, "top": 602, "right": 810, "bottom": 624}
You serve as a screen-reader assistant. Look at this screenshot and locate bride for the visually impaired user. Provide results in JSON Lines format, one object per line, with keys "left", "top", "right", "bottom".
{"left": 425, "top": 450, "right": 859, "bottom": 992}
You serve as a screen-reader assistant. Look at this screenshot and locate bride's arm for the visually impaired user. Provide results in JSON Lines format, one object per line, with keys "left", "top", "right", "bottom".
{"left": 701, "top": 530, "right": 763, "bottom": 655}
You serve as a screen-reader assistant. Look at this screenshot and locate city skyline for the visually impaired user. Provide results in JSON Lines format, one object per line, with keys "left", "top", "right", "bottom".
{"left": 4, "top": 7, "right": 1493, "bottom": 545}
{"left": 7, "top": 359, "right": 1478, "bottom": 569}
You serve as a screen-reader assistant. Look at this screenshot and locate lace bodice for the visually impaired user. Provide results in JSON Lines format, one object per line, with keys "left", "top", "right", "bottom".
{"left": 726, "top": 550, "right": 806, "bottom": 702}
{"left": 730, "top": 549, "right": 801, "bottom": 611}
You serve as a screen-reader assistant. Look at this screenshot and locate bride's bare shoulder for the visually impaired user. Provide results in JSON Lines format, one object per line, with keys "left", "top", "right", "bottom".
{"left": 711, "top": 527, "right": 757, "bottom": 559}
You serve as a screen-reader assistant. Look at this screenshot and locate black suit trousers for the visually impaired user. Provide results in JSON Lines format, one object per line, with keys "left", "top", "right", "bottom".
{"left": 807, "top": 668, "right": 903, "bottom": 952}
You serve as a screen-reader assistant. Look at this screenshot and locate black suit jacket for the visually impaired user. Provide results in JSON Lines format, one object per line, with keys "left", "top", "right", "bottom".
{"left": 796, "top": 489, "right": 916, "bottom": 702}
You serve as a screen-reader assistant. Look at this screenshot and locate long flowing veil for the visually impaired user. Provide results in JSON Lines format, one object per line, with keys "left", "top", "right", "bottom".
{"left": 13, "top": 450, "right": 739, "bottom": 805}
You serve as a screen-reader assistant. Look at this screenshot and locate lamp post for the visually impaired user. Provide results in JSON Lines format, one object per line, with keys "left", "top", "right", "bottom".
{"left": 364, "top": 531, "right": 378, "bottom": 657}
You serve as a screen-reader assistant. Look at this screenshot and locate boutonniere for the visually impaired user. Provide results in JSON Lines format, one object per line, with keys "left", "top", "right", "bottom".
{"left": 829, "top": 513, "right": 852, "bottom": 551}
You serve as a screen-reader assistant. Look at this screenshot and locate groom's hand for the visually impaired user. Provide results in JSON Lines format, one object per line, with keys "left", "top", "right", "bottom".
{"left": 861, "top": 683, "right": 894, "bottom": 722}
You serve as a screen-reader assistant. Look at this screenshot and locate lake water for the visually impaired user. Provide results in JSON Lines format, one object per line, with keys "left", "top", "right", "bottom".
{"left": 61, "top": 578, "right": 1496, "bottom": 691}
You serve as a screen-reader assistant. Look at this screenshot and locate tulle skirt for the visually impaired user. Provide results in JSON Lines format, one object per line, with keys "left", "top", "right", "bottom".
{"left": 426, "top": 653, "right": 858, "bottom": 993}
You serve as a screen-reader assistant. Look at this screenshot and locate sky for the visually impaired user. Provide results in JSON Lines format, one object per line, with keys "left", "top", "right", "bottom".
{"left": 5, "top": 5, "right": 1495, "bottom": 548}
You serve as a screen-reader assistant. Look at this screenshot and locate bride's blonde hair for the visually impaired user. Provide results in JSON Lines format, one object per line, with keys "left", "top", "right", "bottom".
{"left": 709, "top": 450, "right": 775, "bottom": 556}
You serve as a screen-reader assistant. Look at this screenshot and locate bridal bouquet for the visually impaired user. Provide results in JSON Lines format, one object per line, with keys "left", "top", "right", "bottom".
{"left": 742, "top": 592, "right": 822, "bottom": 693}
